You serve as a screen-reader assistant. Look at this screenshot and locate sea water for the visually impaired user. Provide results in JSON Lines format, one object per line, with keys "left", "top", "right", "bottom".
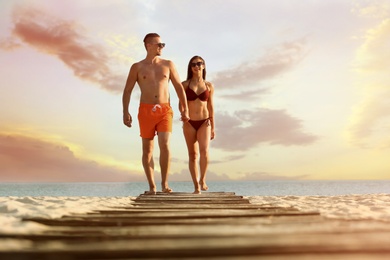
{"left": 0, "top": 180, "right": 389, "bottom": 197}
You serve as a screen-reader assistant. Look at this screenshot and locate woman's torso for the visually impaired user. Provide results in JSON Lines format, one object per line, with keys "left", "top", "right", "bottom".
{"left": 184, "top": 79, "right": 210, "bottom": 120}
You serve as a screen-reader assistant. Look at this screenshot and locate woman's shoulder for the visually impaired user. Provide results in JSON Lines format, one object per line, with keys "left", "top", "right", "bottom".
{"left": 182, "top": 80, "right": 190, "bottom": 88}
{"left": 205, "top": 80, "right": 214, "bottom": 89}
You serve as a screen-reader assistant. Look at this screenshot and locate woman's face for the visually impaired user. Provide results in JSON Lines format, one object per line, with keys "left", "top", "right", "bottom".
{"left": 190, "top": 58, "right": 204, "bottom": 73}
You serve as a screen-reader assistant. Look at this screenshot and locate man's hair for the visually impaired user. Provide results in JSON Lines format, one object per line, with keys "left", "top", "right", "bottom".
{"left": 143, "top": 33, "right": 160, "bottom": 44}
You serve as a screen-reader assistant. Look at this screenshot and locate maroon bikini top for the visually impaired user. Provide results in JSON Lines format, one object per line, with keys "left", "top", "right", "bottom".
{"left": 185, "top": 80, "right": 210, "bottom": 102}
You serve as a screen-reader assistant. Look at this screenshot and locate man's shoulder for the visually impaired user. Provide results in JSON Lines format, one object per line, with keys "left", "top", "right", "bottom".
{"left": 130, "top": 61, "right": 142, "bottom": 69}
{"left": 159, "top": 58, "right": 173, "bottom": 65}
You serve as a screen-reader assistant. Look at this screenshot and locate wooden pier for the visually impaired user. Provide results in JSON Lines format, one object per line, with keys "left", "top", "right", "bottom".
{"left": 1, "top": 192, "right": 390, "bottom": 259}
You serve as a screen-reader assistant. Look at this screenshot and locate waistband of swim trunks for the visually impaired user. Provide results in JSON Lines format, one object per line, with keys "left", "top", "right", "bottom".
{"left": 139, "top": 103, "right": 171, "bottom": 108}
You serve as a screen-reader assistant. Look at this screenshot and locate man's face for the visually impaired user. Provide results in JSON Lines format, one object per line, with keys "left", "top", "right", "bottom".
{"left": 148, "top": 37, "right": 165, "bottom": 56}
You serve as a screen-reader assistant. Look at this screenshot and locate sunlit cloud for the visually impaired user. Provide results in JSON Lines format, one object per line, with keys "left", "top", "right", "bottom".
{"left": 235, "top": 172, "right": 310, "bottom": 181}
{"left": 348, "top": 90, "right": 390, "bottom": 149}
{"left": 211, "top": 37, "right": 308, "bottom": 89}
{"left": 355, "top": 18, "right": 390, "bottom": 72}
{"left": 0, "top": 134, "right": 143, "bottom": 182}
{"left": 3, "top": 6, "right": 125, "bottom": 93}
{"left": 352, "top": 0, "right": 390, "bottom": 19}
{"left": 213, "top": 108, "right": 318, "bottom": 151}
{"left": 170, "top": 170, "right": 309, "bottom": 181}
{"left": 169, "top": 169, "right": 231, "bottom": 181}
{"left": 219, "top": 88, "right": 271, "bottom": 101}
{"left": 0, "top": 37, "right": 21, "bottom": 50}
{"left": 211, "top": 154, "right": 247, "bottom": 164}
{"left": 348, "top": 4, "right": 390, "bottom": 149}
{"left": 103, "top": 34, "right": 141, "bottom": 65}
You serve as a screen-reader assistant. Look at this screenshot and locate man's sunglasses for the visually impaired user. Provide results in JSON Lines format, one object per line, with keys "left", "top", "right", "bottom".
{"left": 153, "top": 43, "right": 165, "bottom": 48}
{"left": 191, "top": 62, "right": 204, "bottom": 67}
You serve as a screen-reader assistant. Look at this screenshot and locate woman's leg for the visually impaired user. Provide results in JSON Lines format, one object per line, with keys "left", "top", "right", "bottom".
{"left": 183, "top": 122, "right": 201, "bottom": 194}
{"left": 197, "top": 121, "right": 211, "bottom": 191}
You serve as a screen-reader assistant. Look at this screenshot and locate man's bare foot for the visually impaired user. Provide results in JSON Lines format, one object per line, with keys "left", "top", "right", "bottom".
{"left": 144, "top": 190, "right": 156, "bottom": 195}
{"left": 200, "top": 182, "right": 209, "bottom": 191}
{"left": 162, "top": 187, "right": 173, "bottom": 193}
{"left": 193, "top": 190, "right": 201, "bottom": 194}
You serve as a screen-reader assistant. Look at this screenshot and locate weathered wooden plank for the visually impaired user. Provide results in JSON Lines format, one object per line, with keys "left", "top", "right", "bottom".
{"left": 134, "top": 196, "right": 246, "bottom": 201}
{"left": 132, "top": 199, "right": 250, "bottom": 204}
{"left": 146, "top": 191, "right": 237, "bottom": 196}
{"left": 1, "top": 231, "right": 390, "bottom": 259}
{"left": 22, "top": 210, "right": 321, "bottom": 227}
{"left": 2, "top": 191, "right": 388, "bottom": 260}
{"left": 62, "top": 209, "right": 314, "bottom": 218}
{"left": 7, "top": 217, "right": 390, "bottom": 241}
{"left": 90, "top": 206, "right": 299, "bottom": 214}
{"left": 114, "top": 204, "right": 290, "bottom": 210}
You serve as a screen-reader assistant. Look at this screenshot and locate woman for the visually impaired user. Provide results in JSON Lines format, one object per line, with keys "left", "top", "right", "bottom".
{"left": 181, "top": 56, "right": 215, "bottom": 194}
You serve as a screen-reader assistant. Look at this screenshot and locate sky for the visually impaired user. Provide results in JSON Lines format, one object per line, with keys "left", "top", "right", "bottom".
{"left": 0, "top": 0, "right": 389, "bottom": 183}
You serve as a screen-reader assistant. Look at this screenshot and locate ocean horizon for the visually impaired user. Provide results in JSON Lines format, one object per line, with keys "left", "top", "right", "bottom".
{"left": 1, "top": 180, "right": 389, "bottom": 197}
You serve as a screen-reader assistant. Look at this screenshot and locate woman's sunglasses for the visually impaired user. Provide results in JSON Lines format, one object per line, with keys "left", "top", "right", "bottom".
{"left": 191, "top": 62, "right": 204, "bottom": 67}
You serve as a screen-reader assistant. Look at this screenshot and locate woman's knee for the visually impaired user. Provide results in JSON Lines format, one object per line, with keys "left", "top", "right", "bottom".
{"left": 199, "top": 149, "right": 208, "bottom": 159}
{"left": 188, "top": 151, "right": 198, "bottom": 161}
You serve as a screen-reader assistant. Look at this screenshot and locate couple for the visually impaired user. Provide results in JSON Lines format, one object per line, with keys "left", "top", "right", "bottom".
{"left": 122, "top": 33, "right": 215, "bottom": 195}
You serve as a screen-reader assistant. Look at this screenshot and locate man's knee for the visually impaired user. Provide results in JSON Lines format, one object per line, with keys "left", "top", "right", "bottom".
{"left": 158, "top": 133, "right": 170, "bottom": 147}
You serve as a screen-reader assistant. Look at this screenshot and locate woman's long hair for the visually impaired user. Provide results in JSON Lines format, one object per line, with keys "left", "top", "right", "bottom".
{"left": 186, "top": 56, "right": 206, "bottom": 80}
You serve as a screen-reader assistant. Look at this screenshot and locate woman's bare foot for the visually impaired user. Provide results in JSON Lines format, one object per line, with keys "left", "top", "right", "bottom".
{"left": 144, "top": 190, "right": 156, "bottom": 195}
{"left": 200, "top": 182, "right": 209, "bottom": 191}
{"left": 193, "top": 189, "right": 201, "bottom": 194}
{"left": 162, "top": 187, "right": 173, "bottom": 193}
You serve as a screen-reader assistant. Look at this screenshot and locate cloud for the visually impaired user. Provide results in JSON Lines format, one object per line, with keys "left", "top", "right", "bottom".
{"left": 0, "top": 37, "right": 21, "bottom": 50}
{"left": 348, "top": 8, "right": 390, "bottom": 149}
{"left": 4, "top": 6, "right": 124, "bottom": 93}
{"left": 219, "top": 88, "right": 271, "bottom": 101}
{"left": 348, "top": 90, "right": 390, "bottom": 149}
{"left": 211, "top": 38, "right": 308, "bottom": 89}
{"left": 235, "top": 172, "right": 309, "bottom": 181}
{"left": 355, "top": 18, "right": 390, "bottom": 72}
{"left": 352, "top": 1, "right": 390, "bottom": 19}
{"left": 0, "top": 134, "right": 143, "bottom": 182}
{"left": 212, "top": 108, "right": 318, "bottom": 151}
{"left": 169, "top": 169, "right": 231, "bottom": 181}
{"left": 169, "top": 169, "right": 308, "bottom": 181}
{"left": 211, "top": 154, "right": 246, "bottom": 164}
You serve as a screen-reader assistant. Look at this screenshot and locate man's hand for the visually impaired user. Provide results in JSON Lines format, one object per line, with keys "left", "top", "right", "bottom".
{"left": 123, "top": 113, "right": 132, "bottom": 127}
{"left": 180, "top": 111, "right": 190, "bottom": 122}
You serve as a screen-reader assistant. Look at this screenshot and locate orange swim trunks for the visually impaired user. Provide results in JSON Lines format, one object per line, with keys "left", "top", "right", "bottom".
{"left": 138, "top": 103, "right": 173, "bottom": 139}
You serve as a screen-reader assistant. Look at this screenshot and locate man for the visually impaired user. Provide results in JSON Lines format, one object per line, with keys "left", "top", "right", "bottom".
{"left": 122, "top": 33, "right": 189, "bottom": 195}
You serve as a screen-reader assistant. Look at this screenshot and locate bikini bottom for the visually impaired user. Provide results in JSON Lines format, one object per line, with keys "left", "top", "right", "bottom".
{"left": 188, "top": 118, "right": 210, "bottom": 131}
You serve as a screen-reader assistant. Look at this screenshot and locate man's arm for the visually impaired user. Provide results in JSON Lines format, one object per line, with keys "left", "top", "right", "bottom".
{"left": 169, "top": 61, "right": 189, "bottom": 121}
{"left": 122, "top": 63, "right": 138, "bottom": 127}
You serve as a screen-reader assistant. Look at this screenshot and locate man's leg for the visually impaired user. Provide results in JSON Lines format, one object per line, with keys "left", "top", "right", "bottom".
{"left": 157, "top": 132, "right": 172, "bottom": 192}
{"left": 142, "top": 138, "right": 156, "bottom": 194}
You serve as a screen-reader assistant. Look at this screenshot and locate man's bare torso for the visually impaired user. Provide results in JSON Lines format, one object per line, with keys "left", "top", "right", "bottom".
{"left": 136, "top": 58, "right": 171, "bottom": 104}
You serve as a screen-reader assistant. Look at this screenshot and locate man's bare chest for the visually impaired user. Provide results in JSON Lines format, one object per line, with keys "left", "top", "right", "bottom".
{"left": 138, "top": 66, "right": 169, "bottom": 83}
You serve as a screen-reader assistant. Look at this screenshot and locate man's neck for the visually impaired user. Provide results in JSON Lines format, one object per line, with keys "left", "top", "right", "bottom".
{"left": 145, "top": 54, "right": 160, "bottom": 64}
